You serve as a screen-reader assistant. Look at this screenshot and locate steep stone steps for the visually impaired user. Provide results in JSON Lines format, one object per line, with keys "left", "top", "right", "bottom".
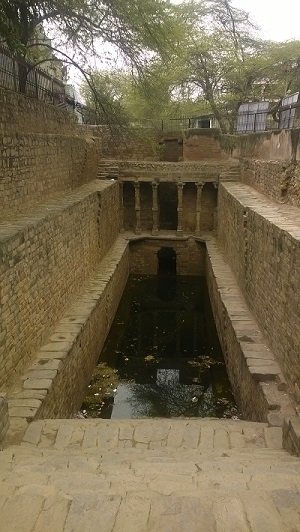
{"left": 1, "top": 418, "right": 300, "bottom": 531}
{"left": 97, "top": 161, "right": 120, "bottom": 180}
{"left": 21, "top": 418, "right": 282, "bottom": 452}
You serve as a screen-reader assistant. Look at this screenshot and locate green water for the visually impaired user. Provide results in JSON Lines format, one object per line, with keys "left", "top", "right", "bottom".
{"left": 80, "top": 275, "right": 238, "bottom": 419}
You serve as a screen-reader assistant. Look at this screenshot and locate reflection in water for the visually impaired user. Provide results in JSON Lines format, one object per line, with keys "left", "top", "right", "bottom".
{"left": 80, "top": 276, "right": 238, "bottom": 419}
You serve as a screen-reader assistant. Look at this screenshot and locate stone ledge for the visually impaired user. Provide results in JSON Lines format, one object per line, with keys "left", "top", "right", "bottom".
{"left": 5, "top": 237, "right": 129, "bottom": 441}
{"left": 206, "top": 238, "right": 299, "bottom": 452}
{"left": 0, "top": 180, "right": 113, "bottom": 239}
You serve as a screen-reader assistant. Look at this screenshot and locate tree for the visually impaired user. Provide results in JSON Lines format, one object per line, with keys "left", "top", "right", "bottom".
{"left": 0, "top": 0, "right": 175, "bottom": 58}
{"left": 0, "top": 0, "right": 178, "bottom": 105}
{"left": 159, "top": 0, "right": 300, "bottom": 133}
{"left": 81, "top": 58, "right": 209, "bottom": 125}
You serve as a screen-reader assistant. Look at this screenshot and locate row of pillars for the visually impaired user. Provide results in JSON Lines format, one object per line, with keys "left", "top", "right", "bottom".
{"left": 119, "top": 180, "right": 218, "bottom": 236}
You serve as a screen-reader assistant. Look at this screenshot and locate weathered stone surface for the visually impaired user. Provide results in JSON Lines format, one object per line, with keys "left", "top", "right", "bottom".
{"left": 0, "top": 179, "right": 120, "bottom": 393}
{"left": 23, "top": 379, "right": 52, "bottom": 390}
{"left": 217, "top": 181, "right": 300, "bottom": 408}
{"left": 1, "top": 418, "right": 300, "bottom": 530}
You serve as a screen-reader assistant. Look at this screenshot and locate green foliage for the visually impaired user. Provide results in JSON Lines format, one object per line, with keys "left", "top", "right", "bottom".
{"left": 0, "top": 0, "right": 178, "bottom": 64}
{"left": 168, "top": 0, "right": 300, "bottom": 132}
{"left": 2, "top": 0, "right": 300, "bottom": 132}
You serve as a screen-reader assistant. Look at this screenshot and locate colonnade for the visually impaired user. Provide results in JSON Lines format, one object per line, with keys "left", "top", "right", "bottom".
{"left": 119, "top": 180, "right": 218, "bottom": 235}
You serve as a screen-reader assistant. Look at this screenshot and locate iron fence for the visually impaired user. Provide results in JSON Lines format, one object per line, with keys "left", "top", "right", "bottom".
{"left": 0, "top": 45, "right": 65, "bottom": 105}
{"left": 236, "top": 111, "right": 279, "bottom": 133}
{"left": 279, "top": 100, "right": 300, "bottom": 129}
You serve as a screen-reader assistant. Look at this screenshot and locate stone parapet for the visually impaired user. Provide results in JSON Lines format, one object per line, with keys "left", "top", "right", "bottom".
{"left": 217, "top": 182, "right": 300, "bottom": 405}
{"left": 6, "top": 238, "right": 129, "bottom": 437}
{"left": 206, "top": 238, "right": 297, "bottom": 431}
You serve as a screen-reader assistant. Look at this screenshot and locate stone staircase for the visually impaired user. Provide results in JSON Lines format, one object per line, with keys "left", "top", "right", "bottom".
{"left": 97, "top": 160, "right": 120, "bottom": 180}
{"left": 219, "top": 164, "right": 241, "bottom": 181}
{"left": 1, "top": 418, "right": 300, "bottom": 531}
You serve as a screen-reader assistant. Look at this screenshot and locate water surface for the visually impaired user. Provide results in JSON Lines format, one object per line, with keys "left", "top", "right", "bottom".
{"left": 80, "top": 275, "right": 238, "bottom": 419}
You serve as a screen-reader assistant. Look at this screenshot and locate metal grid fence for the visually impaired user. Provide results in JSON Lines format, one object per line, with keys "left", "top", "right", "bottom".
{"left": 0, "top": 45, "right": 65, "bottom": 104}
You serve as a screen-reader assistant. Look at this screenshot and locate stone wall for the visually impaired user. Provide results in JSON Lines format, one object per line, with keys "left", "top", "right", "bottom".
{"left": 129, "top": 238, "right": 206, "bottom": 276}
{"left": 89, "top": 126, "right": 160, "bottom": 161}
{"left": 233, "top": 130, "right": 300, "bottom": 207}
{"left": 183, "top": 129, "right": 229, "bottom": 161}
{"left": 35, "top": 240, "right": 129, "bottom": 419}
{"left": 217, "top": 182, "right": 300, "bottom": 404}
{"left": 0, "top": 87, "right": 80, "bottom": 136}
{"left": 0, "top": 181, "right": 120, "bottom": 390}
{"left": 0, "top": 133, "right": 101, "bottom": 217}
{"left": 206, "top": 239, "right": 295, "bottom": 428}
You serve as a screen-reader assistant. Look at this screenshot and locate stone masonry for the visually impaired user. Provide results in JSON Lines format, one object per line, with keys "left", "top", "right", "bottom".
{"left": 1, "top": 85, "right": 300, "bottom": 530}
{"left": 1, "top": 418, "right": 300, "bottom": 531}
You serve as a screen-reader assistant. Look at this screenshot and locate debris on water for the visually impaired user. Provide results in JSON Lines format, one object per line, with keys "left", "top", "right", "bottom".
{"left": 75, "top": 411, "right": 86, "bottom": 419}
{"left": 79, "top": 276, "right": 237, "bottom": 419}
{"left": 223, "top": 407, "right": 241, "bottom": 420}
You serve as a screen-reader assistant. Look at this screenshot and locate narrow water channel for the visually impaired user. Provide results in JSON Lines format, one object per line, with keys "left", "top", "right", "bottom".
{"left": 80, "top": 275, "right": 238, "bottom": 419}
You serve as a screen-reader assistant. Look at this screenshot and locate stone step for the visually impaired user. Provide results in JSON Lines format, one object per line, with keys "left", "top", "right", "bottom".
{"left": 20, "top": 418, "right": 283, "bottom": 452}
{"left": 0, "top": 433, "right": 300, "bottom": 531}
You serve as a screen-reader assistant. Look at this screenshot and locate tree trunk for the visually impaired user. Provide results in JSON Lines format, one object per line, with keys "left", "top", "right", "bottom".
{"left": 17, "top": 57, "right": 28, "bottom": 94}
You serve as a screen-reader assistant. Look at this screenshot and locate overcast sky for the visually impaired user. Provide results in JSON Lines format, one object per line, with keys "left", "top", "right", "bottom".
{"left": 170, "top": 0, "right": 299, "bottom": 41}
{"left": 232, "top": 0, "right": 299, "bottom": 41}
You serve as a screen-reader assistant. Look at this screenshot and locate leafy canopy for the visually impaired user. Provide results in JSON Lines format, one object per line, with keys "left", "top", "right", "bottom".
{"left": 0, "top": 0, "right": 178, "bottom": 65}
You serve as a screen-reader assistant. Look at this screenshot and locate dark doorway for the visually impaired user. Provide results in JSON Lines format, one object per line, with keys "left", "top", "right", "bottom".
{"left": 158, "top": 183, "right": 178, "bottom": 230}
{"left": 123, "top": 182, "right": 135, "bottom": 230}
{"left": 200, "top": 120, "right": 211, "bottom": 128}
{"left": 157, "top": 247, "right": 176, "bottom": 274}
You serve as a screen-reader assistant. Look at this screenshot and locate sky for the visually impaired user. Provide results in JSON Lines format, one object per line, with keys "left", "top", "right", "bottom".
{"left": 223, "top": 0, "right": 299, "bottom": 42}
{"left": 170, "top": 0, "right": 299, "bottom": 42}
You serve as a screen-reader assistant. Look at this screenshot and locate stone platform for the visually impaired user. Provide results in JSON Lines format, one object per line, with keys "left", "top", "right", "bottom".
{"left": 1, "top": 418, "right": 300, "bottom": 531}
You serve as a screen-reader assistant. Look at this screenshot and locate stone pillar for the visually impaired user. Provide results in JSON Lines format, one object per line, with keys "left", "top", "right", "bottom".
{"left": 134, "top": 181, "right": 141, "bottom": 234}
{"left": 195, "top": 181, "right": 204, "bottom": 236}
{"left": 177, "top": 181, "right": 184, "bottom": 235}
{"left": 119, "top": 181, "right": 124, "bottom": 232}
{"left": 152, "top": 181, "right": 159, "bottom": 235}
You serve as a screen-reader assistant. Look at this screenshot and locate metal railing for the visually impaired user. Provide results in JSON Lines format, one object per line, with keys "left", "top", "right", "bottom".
{"left": 279, "top": 101, "right": 300, "bottom": 129}
{"left": 0, "top": 45, "right": 117, "bottom": 125}
{"left": 236, "top": 101, "right": 300, "bottom": 133}
{"left": 0, "top": 45, "right": 65, "bottom": 105}
{"left": 236, "top": 111, "right": 278, "bottom": 133}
